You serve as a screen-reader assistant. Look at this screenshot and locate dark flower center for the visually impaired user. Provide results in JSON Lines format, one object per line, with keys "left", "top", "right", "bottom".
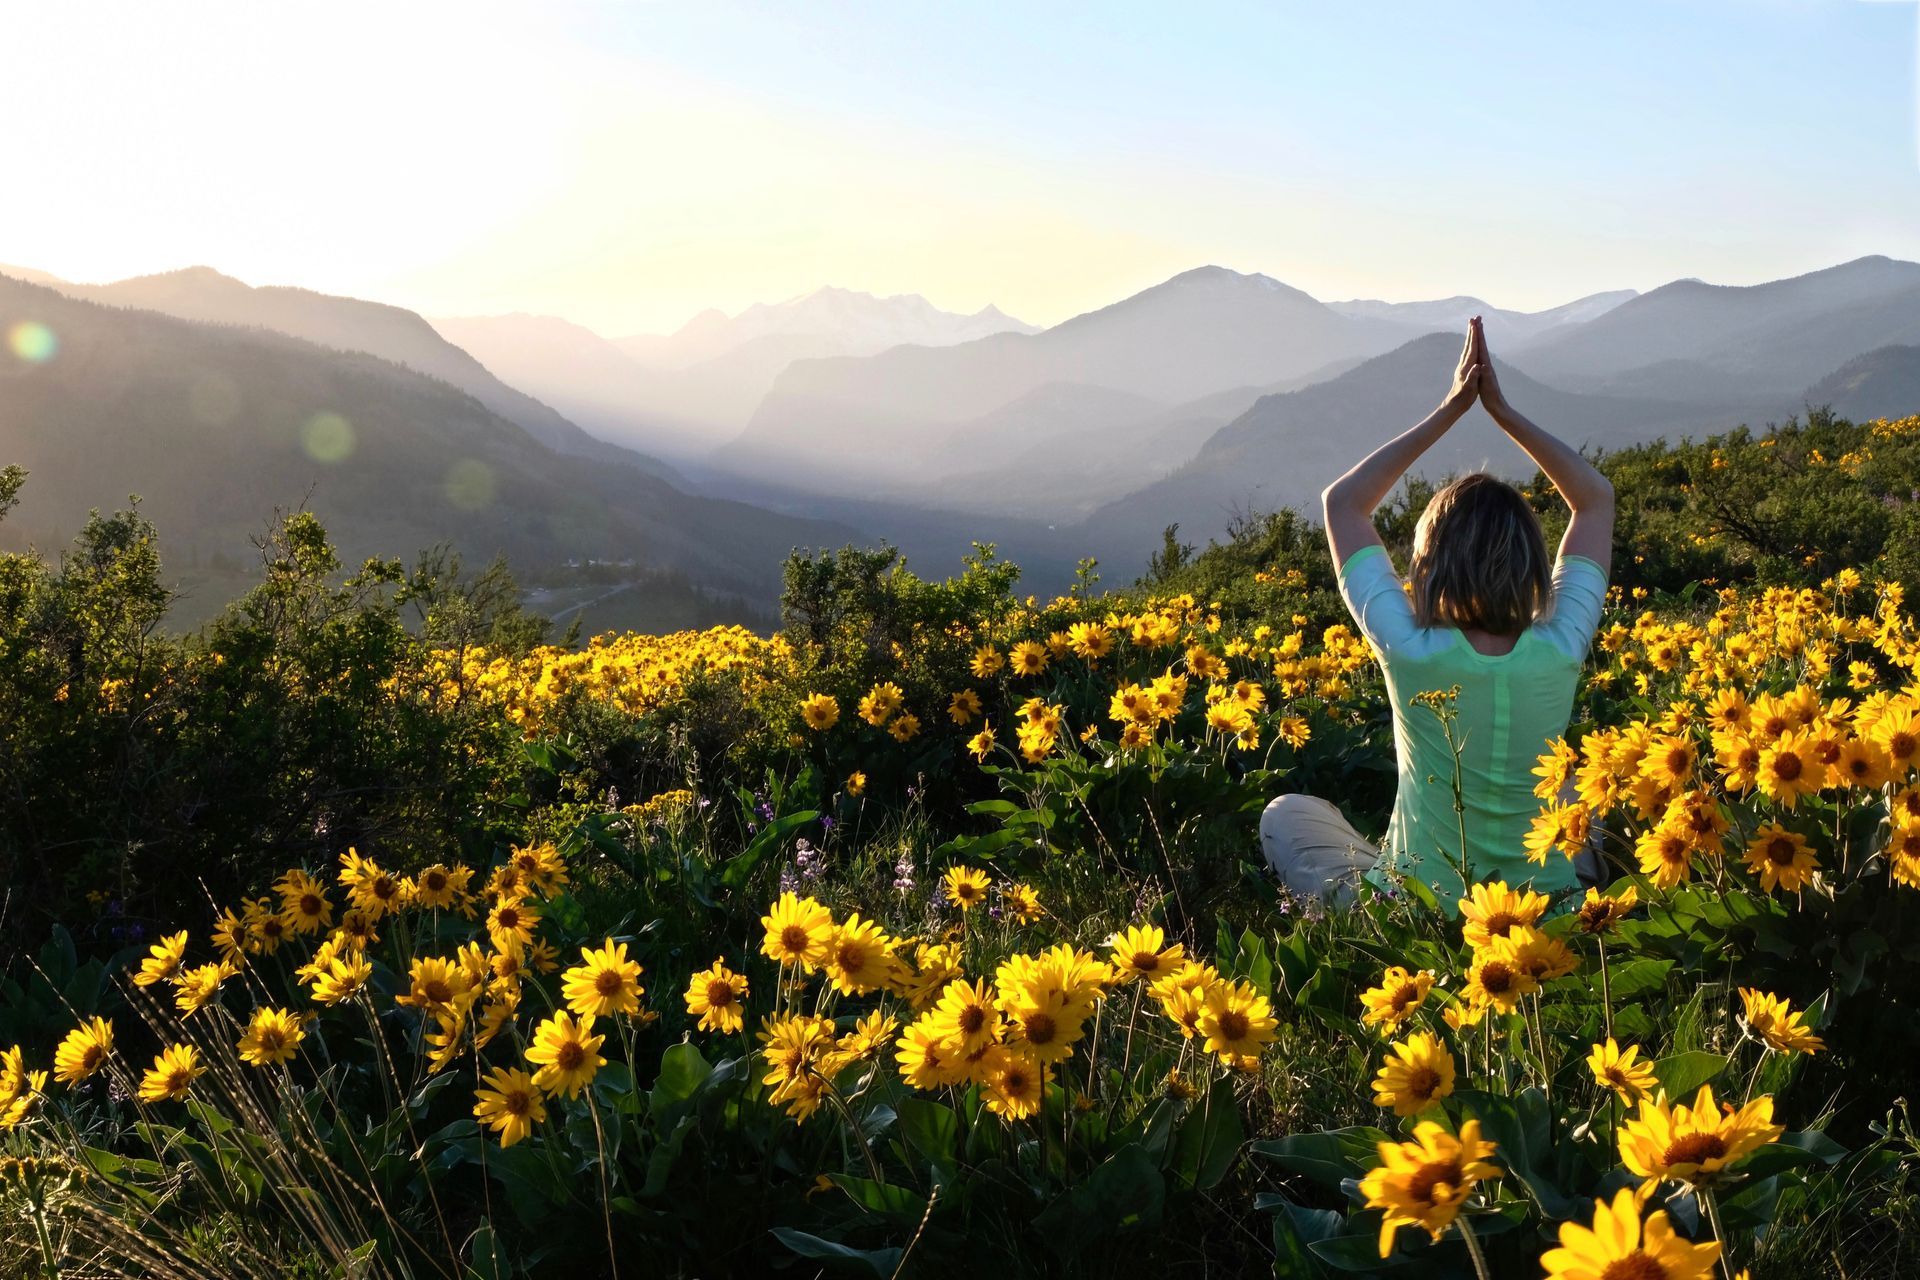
{"left": 1405, "top": 1158, "right": 1463, "bottom": 1207}
{"left": 1662, "top": 1133, "right": 1728, "bottom": 1168}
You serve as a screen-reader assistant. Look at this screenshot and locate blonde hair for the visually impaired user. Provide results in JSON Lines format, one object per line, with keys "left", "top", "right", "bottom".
{"left": 1407, "top": 473, "right": 1550, "bottom": 635}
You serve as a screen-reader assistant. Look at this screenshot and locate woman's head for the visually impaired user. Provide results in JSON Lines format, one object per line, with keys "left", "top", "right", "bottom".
{"left": 1408, "top": 473, "right": 1550, "bottom": 634}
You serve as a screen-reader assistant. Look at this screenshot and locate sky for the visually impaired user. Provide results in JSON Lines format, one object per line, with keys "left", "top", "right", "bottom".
{"left": 4, "top": 1, "right": 1919, "bottom": 336}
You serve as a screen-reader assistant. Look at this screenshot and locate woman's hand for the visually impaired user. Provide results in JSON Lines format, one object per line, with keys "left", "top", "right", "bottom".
{"left": 1469, "top": 315, "right": 1509, "bottom": 418}
{"left": 1441, "top": 322, "right": 1484, "bottom": 417}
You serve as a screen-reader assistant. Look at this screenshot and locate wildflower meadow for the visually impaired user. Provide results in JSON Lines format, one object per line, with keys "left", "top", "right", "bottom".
{"left": 5, "top": 413, "right": 1920, "bottom": 1277}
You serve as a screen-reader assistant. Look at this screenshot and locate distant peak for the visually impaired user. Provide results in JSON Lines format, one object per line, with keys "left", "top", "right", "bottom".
{"left": 123, "top": 265, "right": 249, "bottom": 289}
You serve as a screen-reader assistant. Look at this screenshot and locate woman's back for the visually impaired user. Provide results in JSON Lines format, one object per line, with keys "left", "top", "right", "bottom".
{"left": 1339, "top": 544, "right": 1608, "bottom": 896}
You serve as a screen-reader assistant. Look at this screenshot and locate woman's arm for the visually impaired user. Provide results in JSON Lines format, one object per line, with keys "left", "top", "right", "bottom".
{"left": 1471, "top": 316, "right": 1615, "bottom": 573}
{"left": 1321, "top": 326, "right": 1482, "bottom": 569}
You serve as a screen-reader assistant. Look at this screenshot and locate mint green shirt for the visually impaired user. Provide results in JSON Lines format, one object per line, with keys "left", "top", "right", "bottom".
{"left": 1337, "top": 544, "right": 1609, "bottom": 899}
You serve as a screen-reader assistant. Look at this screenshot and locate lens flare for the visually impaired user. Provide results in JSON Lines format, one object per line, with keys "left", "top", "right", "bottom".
{"left": 7, "top": 321, "right": 57, "bottom": 364}
{"left": 445, "top": 458, "right": 496, "bottom": 511}
{"left": 300, "top": 412, "right": 355, "bottom": 464}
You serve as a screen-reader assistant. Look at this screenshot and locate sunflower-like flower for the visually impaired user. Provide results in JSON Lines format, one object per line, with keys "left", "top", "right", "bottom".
{"left": 1571, "top": 886, "right": 1637, "bottom": 935}
{"left": 133, "top": 931, "right": 189, "bottom": 988}
{"left": 966, "top": 725, "right": 996, "bottom": 761}
{"left": 408, "top": 863, "right": 476, "bottom": 915}
{"left": 1105, "top": 924, "right": 1185, "bottom": 983}
{"left": 524, "top": 1011, "right": 606, "bottom": 1099}
{"left": 948, "top": 690, "right": 982, "bottom": 725}
{"left": 505, "top": 842, "right": 570, "bottom": 899}
{"left": 1617, "top": 1084, "right": 1784, "bottom": 1190}
{"left": 1505, "top": 926, "right": 1580, "bottom": 985}
{"left": 1462, "top": 939, "right": 1539, "bottom": 1014}
{"left": 53, "top": 1017, "right": 114, "bottom": 1085}
{"left": 171, "top": 961, "right": 234, "bottom": 1018}
{"left": 1358, "top": 1119, "right": 1500, "bottom": 1258}
{"left": 857, "top": 681, "right": 904, "bottom": 726}
{"left": 1197, "top": 979, "right": 1278, "bottom": 1064}
{"left": 1741, "top": 824, "right": 1818, "bottom": 894}
{"left": 929, "top": 978, "right": 1002, "bottom": 1057}
{"left": 1008, "top": 640, "right": 1050, "bottom": 678}
{"left": 396, "top": 955, "right": 482, "bottom": 1020}
{"left": 799, "top": 692, "right": 839, "bottom": 731}
{"left": 1066, "top": 621, "right": 1113, "bottom": 661}
{"left": 969, "top": 644, "right": 1004, "bottom": 678}
{"left": 338, "top": 848, "right": 409, "bottom": 920}
{"left": 138, "top": 1045, "right": 204, "bottom": 1104}
{"left": 485, "top": 899, "right": 542, "bottom": 955}
{"left": 563, "top": 939, "right": 646, "bottom": 1019}
{"left": 1540, "top": 1187, "right": 1721, "bottom": 1280}
{"left": 1372, "top": 1032, "right": 1455, "bottom": 1117}
{"left": 275, "top": 868, "right": 335, "bottom": 936}
{"left": 310, "top": 952, "right": 373, "bottom": 1005}
{"left": 1458, "top": 882, "right": 1548, "bottom": 950}
{"left": 1755, "top": 728, "right": 1822, "bottom": 809}
{"left": 1003, "top": 882, "right": 1043, "bottom": 924}
{"left": 1587, "top": 1038, "right": 1659, "bottom": 1103}
{"left": 822, "top": 914, "right": 900, "bottom": 996}
{"left": 0, "top": 1047, "right": 48, "bottom": 1127}
{"left": 896, "top": 1015, "right": 968, "bottom": 1090}
{"left": 942, "top": 866, "right": 991, "bottom": 913}
{"left": 1359, "top": 966, "right": 1435, "bottom": 1032}
{"left": 1737, "top": 988, "right": 1825, "bottom": 1055}
{"left": 979, "top": 1045, "right": 1048, "bottom": 1120}
{"left": 474, "top": 1066, "right": 547, "bottom": 1148}
{"left": 759, "top": 892, "right": 834, "bottom": 971}
{"left": 237, "top": 1007, "right": 307, "bottom": 1067}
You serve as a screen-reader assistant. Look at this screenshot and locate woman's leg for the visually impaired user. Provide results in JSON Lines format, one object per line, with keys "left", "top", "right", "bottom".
{"left": 1259, "top": 793, "right": 1378, "bottom": 905}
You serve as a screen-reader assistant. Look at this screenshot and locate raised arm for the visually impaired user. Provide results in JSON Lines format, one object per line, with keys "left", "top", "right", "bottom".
{"left": 1471, "top": 316, "right": 1615, "bottom": 573}
{"left": 1320, "top": 325, "right": 1482, "bottom": 569}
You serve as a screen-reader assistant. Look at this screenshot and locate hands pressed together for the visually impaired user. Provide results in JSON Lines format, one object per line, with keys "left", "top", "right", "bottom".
{"left": 1442, "top": 315, "right": 1508, "bottom": 419}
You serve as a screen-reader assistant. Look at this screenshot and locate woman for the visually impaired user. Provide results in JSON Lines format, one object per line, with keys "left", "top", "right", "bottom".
{"left": 1261, "top": 316, "right": 1613, "bottom": 903}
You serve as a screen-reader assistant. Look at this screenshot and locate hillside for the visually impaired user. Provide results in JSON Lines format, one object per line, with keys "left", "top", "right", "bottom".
{"left": 1512, "top": 256, "right": 1920, "bottom": 396}
{"left": 37, "top": 266, "right": 681, "bottom": 481}
{"left": 1803, "top": 344, "right": 1920, "bottom": 421}
{"left": 1074, "top": 332, "right": 1770, "bottom": 572}
{"left": 0, "top": 274, "right": 854, "bottom": 628}
{"left": 718, "top": 266, "right": 1434, "bottom": 491}
{"left": 1329, "top": 289, "right": 1637, "bottom": 344}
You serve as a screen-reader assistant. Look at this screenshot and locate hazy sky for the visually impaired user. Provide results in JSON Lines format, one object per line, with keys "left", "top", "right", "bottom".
{"left": 5, "top": 1, "right": 1919, "bottom": 335}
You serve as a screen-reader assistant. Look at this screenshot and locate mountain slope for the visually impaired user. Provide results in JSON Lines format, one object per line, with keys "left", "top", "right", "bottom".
{"left": 1074, "top": 332, "right": 1773, "bottom": 572}
{"left": 41, "top": 266, "right": 679, "bottom": 480}
{"left": 0, "top": 273, "right": 852, "bottom": 620}
{"left": 1803, "top": 345, "right": 1920, "bottom": 422}
{"left": 1513, "top": 256, "right": 1920, "bottom": 394}
{"left": 719, "top": 267, "right": 1437, "bottom": 490}
{"left": 1329, "top": 290, "right": 1637, "bottom": 344}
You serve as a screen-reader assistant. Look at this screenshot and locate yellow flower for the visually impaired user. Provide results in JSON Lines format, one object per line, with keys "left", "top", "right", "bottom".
{"left": 1004, "top": 882, "right": 1043, "bottom": 924}
{"left": 1755, "top": 728, "right": 1821, "bottom": 809}
{"left": 505, "top": 841, "right": 570, "bottom": 898}
{"left": 1066, "top": 621, "right": 1114, "bottom": 660}
{"left": 888, "top": 712, "right": 922, "bottom": 742}
{"left": 1458, "top": 882, "right": 1547, "bottom": 949}
{"left": 967, "top": 724, "right": 996, "bottom": 761}
{"left": 1372, "top": 1032, "right": 1456, "bottom": 1117}
{"left": 1587, "top": 1038, "right": 1659, "bottom": 1103}
{"left": 0, "top": 1046, "right": 47, "bottom": 1127}
{"left": 237, "top": 1007, "right": 307, "bottom": 1067}
{"left": 53, "top": 1017, "right": 114, "bottom": 1085}
{"left": 338, "top": 848, "right": 409, "bottom": 920}
{"left": 822, "top": 914, "right": 900, "bottom": 996}
{"left": 1462, "top": 939, "right": 1539, "bottom": 1014}
{"left": 969, "top": 644, "right": 1004, "bottom": 678}
{"left": 310, "top": 952, "right": 373, "bottom": 1005}
{"left": 485, "top": 899, "right": 542, "bottom": 954}
{"left": 395, "top": 955, "right": 481, "bottom": 1019}
{"left": 980, "top": 1045, "right": 1048, "bottom": 1120}
{"left": 942, "top": 866, "right": 991, "bottom": 912}
{"left": 1833, "top": 736, "right": 1890, "bottom": 789}
{"left": 474, "top": 1066, "right": 546, "bottom": 1148}
{"left": 948, "top": 689, "right": 983, "bottom": 725}
{"left": 1741, "top": 823, "right": 1818, "bottom": 894}
{"left": 684, "top": 959, "right": 749, "bottom": 1034}
{"left": 1359, "top": 1118, "right": 1500, "bottom": 1258}
{"left": 1196, "top": 980, "right": 1278, "bottom": 1064}
{"left": 1571, "top": 886, "right": 1637, "bottom": 935}
{"left": 1737, "top": 988, "right": 1825, "bottom": 1055}
{"left": 1617, "top": 1084, "right": 1784, "bottom": 1189}
{"left": 275, "top": 868, "right": 335, "bottom": 936}
{"left": 408, "top": 863, "right": 475, "bottom": 913}
{"left": 138, "top": 1044, "right": 204, "bottom": 1104}
{"left": 929, "top": 978, "right": 1002, "bottom": 1056}
{"left": 1540, "top": 1187, "right": 1721, "bottom": 1280}
{"left": 1105, "top": 924, "right": 1185, "bottom": 983}
{"left": 171, "top": 961, "right": 233, "bottom": 1018}
{"left": 561, "top": 939, "right": 645, "bottom": 1019}
{"left": 1359, "top": 966, "right": 1435, "bottom": 1032}
{"left": 857, "top": 681, "right": 904, "bottom": 726}
{"left": 1506, "top": 926, "right": 1579, "bottom": 984}
{"left": 799, "top": 692, "right": 840, "bottom": 731}
{"left": 134, "top": 931, "right": 189, "bottom": 988}
{"left": 1635, "top": 821, "right": 1697, "bottom": 888}
{"left": 760, "top": 892, "right": 835, "bottom": 971}
{"left": 1008, "top": 640, "right": 1050, "bottom": 677}
{"left": 896, "top": 1015, "right": 966, "bottom": 1089}
{"left": 524, "top": 1011, "right": 606, "bottom": 1099}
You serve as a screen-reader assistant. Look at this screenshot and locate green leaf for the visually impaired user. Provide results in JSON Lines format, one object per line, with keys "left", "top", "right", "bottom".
{"left": 463, "top": 1225, "right": 508, "bottom": 1280}
{"left": 1461, "top": 1087, "right": 1583, "bottom": 1220}
{"left": 1651, "top": 1051, "right": 1729, "bottom": 1100}
{"left": 769, "top": 1229, "right": 902, "bottom": 1277}
{"left": 1606, "top": 958, "right": 1675, "bottom": 999}
{"left": 1033, "top": 1143, "right": 1166, "bottom": 1258}
{"left": 651, "top": 1041, "right": 713, "bottom": 1113}
{"left": 830, "top": 1174, "right": 928, "bottom": 1221}
{"left": 896, "top": 1096, "right": 959, "bottom": 1184}
{"left": 1167, "top": 1076, "right": 1244, "bottom": 1192}
{"left": 720, "top": 809, "right": 818, "bottom": 889}
{"left": 1250, "top": 1126, "right": 1392, "bottom": 1191}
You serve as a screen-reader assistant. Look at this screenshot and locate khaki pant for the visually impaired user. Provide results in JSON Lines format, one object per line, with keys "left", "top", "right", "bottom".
{"left": 1259, "top": 793, "right": 1377, "bottom": 904}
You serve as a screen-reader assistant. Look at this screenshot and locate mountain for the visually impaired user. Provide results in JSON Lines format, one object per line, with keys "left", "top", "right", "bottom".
{"left": 438, "top": 289, "right": 1038, "bottom": 459}
{"left": 0, "top": 272, "right": 854, "bottom": 628}
{"left": 719, "top": 267, "right": 1437, "bottom": 492}
{"left": 1074, "top": 332, "right": 1773, "bottom": 572}
{"left": 33, "top": 266, "right": 680, "bottom": 481}
{"left": 1803, "top": 345, "right": 1920, "bottom": 422}
{"left": 617, "top": 287, "right": 1039, "bottom": 369}
{"left": 1329, "top": 290, "right": 1637, "bottom": 344}
{"left": 1511, "top": 256, "right": 1920, "bottom": 396}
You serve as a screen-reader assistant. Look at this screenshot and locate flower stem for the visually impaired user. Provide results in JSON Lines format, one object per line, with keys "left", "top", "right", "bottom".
{"left": 1700, "top": 1187, "right": 1737, "bottom": 1280}
{"left": 1597, "top": 935, "right": 1614, "bottom": 1042}
{"left": 1455, "top": 1215, "right": 1492, "bottom": 1280}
